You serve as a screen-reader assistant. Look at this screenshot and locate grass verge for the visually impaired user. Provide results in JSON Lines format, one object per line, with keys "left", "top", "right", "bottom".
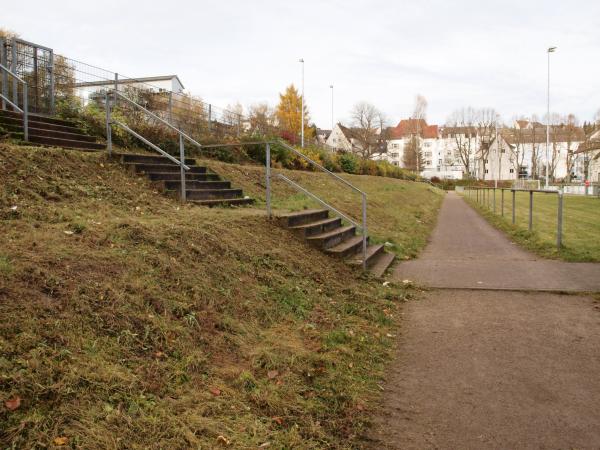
{"left": 463, "top": 189, "right": 600, "bottom": 262}
{"left": 198, "top": 158, "right": 444, "bottom": 259}
{"left": 0, "top": 144, "right": 435, "bottom": 449}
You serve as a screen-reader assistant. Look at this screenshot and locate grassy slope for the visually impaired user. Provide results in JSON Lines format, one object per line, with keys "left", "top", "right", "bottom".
{"left": 200, "top": 159, "right": 444, "bottom": 259}
{"left": 0, "top": 144, "right": 441, "bottom": 449}
{"left": 464, "top": 190, "right": 600, "bottom": 262}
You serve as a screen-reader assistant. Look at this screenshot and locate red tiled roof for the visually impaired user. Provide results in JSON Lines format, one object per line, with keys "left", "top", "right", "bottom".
{"left": 391, "top": 119, "right": 438, "bottom": 139}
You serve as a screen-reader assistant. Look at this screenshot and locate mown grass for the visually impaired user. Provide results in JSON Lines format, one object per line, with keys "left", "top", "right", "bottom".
{"left": 463, "top": 188, "right": 600, "bottom": 262}
{"left": 199, "top": 159, "right": 444, "bottom": 259}
{"left": 0, "top": 144, "right": 437, "bottom": 449}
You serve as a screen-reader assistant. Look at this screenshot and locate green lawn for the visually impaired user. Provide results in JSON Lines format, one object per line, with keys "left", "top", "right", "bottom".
{"left": 463, "top": 188, "right": 600, "bottom": 262}
{"left": 201, "top": 159, "right": 445, "bottom": 259}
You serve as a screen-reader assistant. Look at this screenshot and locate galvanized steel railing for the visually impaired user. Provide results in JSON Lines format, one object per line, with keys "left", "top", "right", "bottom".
{"left": 464, "top": 186, "right": 564, "bottom": 249}
{"left": 199, "top": 140, "right": 369, "bottom": 270}
{"left": 0, "top": 63, "right": 28, "bottom": 141}
{"left": 105, "top": 89, "right": 199, "bottom": 201}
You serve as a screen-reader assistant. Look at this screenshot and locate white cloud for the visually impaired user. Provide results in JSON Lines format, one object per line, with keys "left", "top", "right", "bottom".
{"left": 3, "top": 0, "right": 599, "bottom": 127}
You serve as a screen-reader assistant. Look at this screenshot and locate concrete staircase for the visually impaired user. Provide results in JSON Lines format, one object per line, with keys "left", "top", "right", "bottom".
{"left": 113, "top": 153, "right": 254, "bottom": 207}
{"left": 277, "top": 209, "right": 395, "bottom": 277}
{"left": 0, "top": 109, "right": 104, "bottom": 151}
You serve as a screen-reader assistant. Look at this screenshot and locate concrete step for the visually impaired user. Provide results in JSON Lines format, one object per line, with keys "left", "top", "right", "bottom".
{"left": 0, "top": 109, "right": 78, "bottom": 127}
{"left": 306, "top": 225, "right": 356, "bottom": 250}
{"left": 174, "top": 188, "right": 243, "bottom": 200}
{"left": 25, "top": 127, "right": 97, "bottom": 142}
{"left": 349, "top": 243, "right": 385, "bottom": 268}
{"left": 156, "top": 180, "right": 231, "bottom": 191}
{"left": 28, "top": 134, "right": 104, "bottom": 150}
{"left": 0, "top": 115, "right": 86, "bottom": 134}
{"left": 189, "top": 197, "right": 254, "bottom": 207}
{"left": 116, "top": 153, "right": 197, "bottom": 165}
{"left": 326, "top": 235, "right": 367, "bottom": 259}
{"left": 145, "top": 172, "right": 220, "bottom": 182}
{"left": 127, "top": 163, "right": 207, "bottom": 174}
{"left": 277, "top": 209, "right": 329, "bottom": 228}
{"left": 288, "top": 217, "right": 342, "bottom": 238}
{"left": 368, "top": 252, "right": 396, "bottom": 278}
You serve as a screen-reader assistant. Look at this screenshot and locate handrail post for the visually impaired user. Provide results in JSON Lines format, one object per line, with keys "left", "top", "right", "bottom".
{"left": 528, "top": 190, "right": 533, "bottom": 231}
{"left": 11, "top": 39, "right": 17, "bottom": 108}
{"left": 266, "top": 142, "right": 271, "bottom": 218}
{"left": 22, "top": 82, "right": 28, "bottom": 141}
{"left": 512, "top": 190, "right": 516, "bottom": 224}
{"left": 105, "top": 91, "right": 112, "bottom": 156}
{"left": 179, "top": 132, "right": 186, "bottom": 203}
{"left": 114, "top": 72, "right": 118, "bottom": 95}
{"left": 557, "top": 191, "right": 563, "bottom": 249}
{"left": 0, "top": 36, "right": 5, "bottom": 110}
{"left": 362, "top": 193, "right": 368, "bottom": 271}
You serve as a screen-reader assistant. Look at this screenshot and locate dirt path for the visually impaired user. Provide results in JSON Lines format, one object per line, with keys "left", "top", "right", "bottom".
{"left": 368, "top": 193, "right": 600, "bottom": 449}
{"left": 394, "top": 192, "right": 600, "bottom": 291}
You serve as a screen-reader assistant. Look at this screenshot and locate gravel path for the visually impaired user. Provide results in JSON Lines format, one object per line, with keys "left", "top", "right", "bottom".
{"left": 368, "top": 192, "right": 600, "bottom": 449}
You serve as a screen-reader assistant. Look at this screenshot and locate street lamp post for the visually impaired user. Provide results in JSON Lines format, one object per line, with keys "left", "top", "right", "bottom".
{"left": 299, "top": 58, "right": 305, "bottom": 148}
{"left": 546, "top": 46, "right": 557, "bottom": 189}
{"left": 330, "top": 84, "right": 334, "bottom": 132}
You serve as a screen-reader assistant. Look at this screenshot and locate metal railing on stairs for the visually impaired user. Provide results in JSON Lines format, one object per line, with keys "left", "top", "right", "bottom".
{"left": 200, "top": 140, "right": 369, "bottom": 270}
{"left": 103, "top": 90, "right": 369, "bottom": 269}
{"left": 0, "top": 63, "right": 28, "bottom": 141}
{"left": 105, "top": 89, "right": 205, "bottom": 202}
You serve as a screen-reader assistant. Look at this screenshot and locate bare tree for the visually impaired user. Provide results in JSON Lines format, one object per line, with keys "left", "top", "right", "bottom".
{"left": 474, "top": 108, "right": 498, "bottom": 179}
{"left": 563, "top": 114, "right": 580, "bottom": 182}
{"left": 350, "top": 101, "right": 387, "bottom": 158}
{"left": 247, "top": 102, "right": 274, "bottom": 135}
{"left": 446, "top": 107, "right": 477, "bottom": 177}
{"left": 400, "top": 95, "right": 428, "bottom": 171}
{"left": 528, "top": 114, "right": 544, "bottom": 178}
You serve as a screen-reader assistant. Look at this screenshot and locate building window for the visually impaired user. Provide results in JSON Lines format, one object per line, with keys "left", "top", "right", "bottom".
{"left": 438, "top": 159, "right": 442, "bottom": 164}
{"left": 424, "top": 142, "right": 431, "bottom": 148}
{"left": 424, "top": 151, "right": 432, "bottom": 157}
{"left": 390, "top": 152, "right": 399, "bottom": 158}
{"left": 485, "top": 169, "right": 489, "bottom": 174}
{"left": 392, "top": 161, "right": 399, "bottom": 166}
{"left": 509, "top": 168, "right": 514, "bottom": 173}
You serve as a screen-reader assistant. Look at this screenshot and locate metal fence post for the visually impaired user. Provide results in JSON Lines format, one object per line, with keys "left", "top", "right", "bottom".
{"left": 512, "top": 190, "right": 516, "bottom": 225}
{"left": 179, "top": 132, "right": 186, "bottom": 203}
{"left": 528, "top": 190, "right": 533, "bottom": 231}
{"left": 557, "top": 191, "right": 563, "bottom": 249}
{"left": 48, "top": 50, "right": 55, "bottom": 114}
{"left": 493, "top": 188, "right": 496, "bottom": 213}
{"left": 105, "top": 91, "right": 112, "bottom": 156}
{"left": 0, "top": 37, "right": 4, "bottom": 110}
{"left": 11, "top": 39, "right": 17, "bottom": 108}
{"left": 22, "top": 83, "right": 28, "bottom": 141}
{"left": 362, "top": 193, "right": 368, "bottom": 271}
{"left": 501, "top": 189, "right": 505, "bottom": 216}
{"left": 114, "top": 72, "right": 118, "bottom": 95}
{"left": 266, "top": 142, "right": 271, "bottom": 218}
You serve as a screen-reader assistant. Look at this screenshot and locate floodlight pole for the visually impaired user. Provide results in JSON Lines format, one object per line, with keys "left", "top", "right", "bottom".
{"left": 299, "top": 58, "right": 305, "bottom": 148}
{"left": 546, "top": 46, "right": 556, "bottom": 189}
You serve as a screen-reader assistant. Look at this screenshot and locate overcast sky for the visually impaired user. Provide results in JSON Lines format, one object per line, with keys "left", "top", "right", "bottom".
{"left": 3, "top": 0, "right": 600, "bottom": 128}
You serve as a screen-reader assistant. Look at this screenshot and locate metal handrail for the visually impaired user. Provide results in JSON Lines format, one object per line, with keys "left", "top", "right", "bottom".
{"left": 113, "top": 90, "right": 203, "bottom": 152}
{"left": 0, "top": 62, "right": 28, "bottom": 141}
{"left": 106, "top": 91, "right": 191, "bottom": 202}
{"left": 276, "top": 140, "right": 366, "bottom": 195}
{"left": 277, "top": 174, "right": 360, "bottom": 229}
{"left": 112, "top": 119, "right": 190, "bottom": 170}
{"left": 268, "top": 141, "right": 368, "bottom": 270}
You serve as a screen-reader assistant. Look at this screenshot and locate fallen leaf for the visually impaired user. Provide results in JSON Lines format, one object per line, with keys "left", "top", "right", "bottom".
{"left": 216, "top": 435, "right": 230, "bottom": 446}
{"left": 272, "top": 416, "right": 284, "bottom": 425}
{"left": 53, "top": 436, "right": 68, "bottom": 446}
{"left": 10, "top": 206, "right": 17, "bottom": 211}
{"left": 63, "top": 230, "right": 74, "bottom": 235}
{"left": 153, "top": 351, "right": 166, "bottom": 359}
{"left": 267, "top": 370, "right": 279, "bottom": 379}
{"left": 4, "top": 396, "right": 21, "bottom": 411}
{"left": 209, "top": 387, "right": 221, "bottom": 397}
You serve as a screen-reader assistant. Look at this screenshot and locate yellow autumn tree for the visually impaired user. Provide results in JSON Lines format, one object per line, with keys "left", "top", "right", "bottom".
{"left": 275, "top": 84, "right": 314, "bottom": 141}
